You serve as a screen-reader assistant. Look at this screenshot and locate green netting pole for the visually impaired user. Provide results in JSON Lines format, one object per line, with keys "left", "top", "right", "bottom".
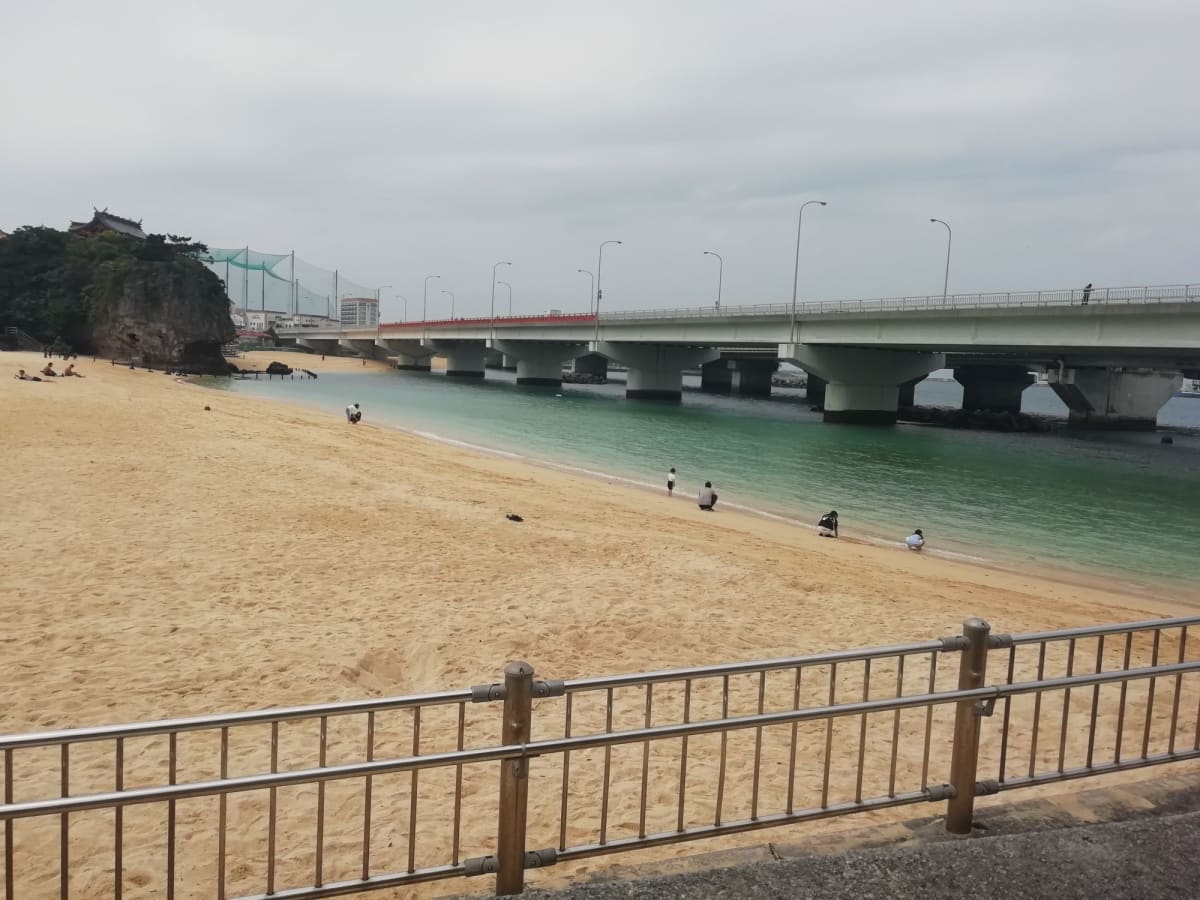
{"left": 289, "top": 251, "right": 296, "bottom": 316}
{"left": 242, "top": 246, "right": 249, "bottom": 320}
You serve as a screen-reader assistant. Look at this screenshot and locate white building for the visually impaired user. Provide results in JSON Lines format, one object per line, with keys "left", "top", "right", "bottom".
{"left": 340, "top": 297, "right": 380, "bottom": 328}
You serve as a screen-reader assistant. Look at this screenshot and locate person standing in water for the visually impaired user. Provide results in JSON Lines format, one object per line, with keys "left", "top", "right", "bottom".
{"left": 667, "top": 467, "right": 677, "bottom": 496}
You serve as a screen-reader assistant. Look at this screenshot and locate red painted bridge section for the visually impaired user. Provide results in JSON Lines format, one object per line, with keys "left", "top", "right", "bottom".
{"left": 379, "top": 312, "right": 597, "bottom": 329}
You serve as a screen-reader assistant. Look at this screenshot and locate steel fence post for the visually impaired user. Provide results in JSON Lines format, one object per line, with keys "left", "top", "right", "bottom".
{"left": 946, "top": 618, "right": 991, "bottom": 834}
{"left": 495, "top": 661, "right": 534, "bottom": 895}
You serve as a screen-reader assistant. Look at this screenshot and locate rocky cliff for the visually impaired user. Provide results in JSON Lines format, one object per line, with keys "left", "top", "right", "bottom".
{"left": 89, "top": 255, "right": 235, "bottom": 372}
{"left": 0, "top": 227, "right": 235, "bottom": 373}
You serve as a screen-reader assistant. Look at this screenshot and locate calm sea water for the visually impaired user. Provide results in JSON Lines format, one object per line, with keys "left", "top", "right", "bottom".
{"left": 207, "top": 369, "right": 1200, "bottom": 593}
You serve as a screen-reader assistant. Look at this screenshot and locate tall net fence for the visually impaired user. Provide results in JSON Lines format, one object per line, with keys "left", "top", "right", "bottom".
{"left": 202, "top": 248, "right": 377, "bottom": 320}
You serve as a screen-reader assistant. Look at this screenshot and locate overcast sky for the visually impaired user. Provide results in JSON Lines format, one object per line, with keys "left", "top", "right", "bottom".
{"left": 3, "top": 1, "right": 1198, "bottom": 321}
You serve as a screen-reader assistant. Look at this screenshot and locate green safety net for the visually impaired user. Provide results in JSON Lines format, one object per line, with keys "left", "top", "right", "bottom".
{"left": 205, "top": 247, "right": 290, "bottom": 278}
{"left": 206, "top": 246, "right": 376, "bottom": 318}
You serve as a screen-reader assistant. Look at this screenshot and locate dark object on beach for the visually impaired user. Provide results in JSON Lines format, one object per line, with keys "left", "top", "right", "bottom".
{"left": 204, "top": 405, "right": 211, "bottom": 411}
{"left": 265, "top": 361, "right": 294, "bottom": 376}
{"left": 1161, "top": 435, "right": 1174, "bottom": 444}
{"left": 506, "top": 513, "right": 524, "bottom": 522}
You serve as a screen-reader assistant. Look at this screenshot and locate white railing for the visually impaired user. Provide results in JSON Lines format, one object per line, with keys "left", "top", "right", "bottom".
{"left": 599, "top": 283, "right": 1200, "bottom": 322}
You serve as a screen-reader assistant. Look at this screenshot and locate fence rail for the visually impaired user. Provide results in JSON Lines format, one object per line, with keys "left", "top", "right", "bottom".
{"left": 597, "top": 283, "right": 1200, "bottom": 322}
{"left": 3, "top": 614, "right": 1199, "bottom": 898}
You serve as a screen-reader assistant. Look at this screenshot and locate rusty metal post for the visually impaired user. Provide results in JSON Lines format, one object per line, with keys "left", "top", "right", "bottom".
{"left": 946, "top": 617, "right": 991, "bottom": 834}
{"left": 495, "top": 661, "right": 534, "bottom": 895}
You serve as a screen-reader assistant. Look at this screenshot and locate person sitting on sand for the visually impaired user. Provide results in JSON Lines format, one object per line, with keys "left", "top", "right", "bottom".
{"left": 818, "top": 510, "right": 839, "bottom": 538}
{"left": 345, "top": 402, "right": 362, "bottom": 424}
{"left": 698, "top": 481, "right": 718, "bottom": 511}
{"left": 905, "top": 529, "right": 925, "bottom": 551}
{"left": 41, "top": 363, "right": 57, "bottom": 377}
{"left": 63, "top": 363, "right": 83, "bottom": 377}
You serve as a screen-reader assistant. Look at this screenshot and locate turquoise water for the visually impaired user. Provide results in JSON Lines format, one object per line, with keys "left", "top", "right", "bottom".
{"left": 207, "top": 371, "right": 1200, "bottom": 592}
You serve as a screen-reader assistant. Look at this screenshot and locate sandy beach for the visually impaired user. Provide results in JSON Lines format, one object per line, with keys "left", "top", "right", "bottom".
{"left": 1, "top": 350, "right": 1197, "bottom": 899}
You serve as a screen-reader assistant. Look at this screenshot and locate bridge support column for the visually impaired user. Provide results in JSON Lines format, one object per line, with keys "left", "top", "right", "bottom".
{"left": 493, "top": 340, "right": 587, "bottom": 386}
{"left": 954, "top": 365, "right": 1035, "bottom": 413}
{"left": 573, "top": 354, "right": 608, "bottom": 379}
{"left": 699, "top": 360, "right": 732, "bottom": 394}
{"left": 596, "top": 342, "right": 721, "bottom": 402}
{"left": 781, "top": 344, "right": 944, "bottom": 425}
{"left": 339, "top": 338, "right": 381, "bottom": 359}
{"left": 427, "top": 340, "right": 486, "bottom": 377}
{"left": 731, "top": 359, "right": 777, "bottom": 397}
{"left": 805, "top": 374, "right": 826, "bottom": 408}
{"left": 377, "top": 338, "right": 433, "bottom": 371}
{"left": 1049, "top": 368, "right": 1181, "bottom": 430}
{"left": 898, "top": 375, "right": 925, "bottom": 408}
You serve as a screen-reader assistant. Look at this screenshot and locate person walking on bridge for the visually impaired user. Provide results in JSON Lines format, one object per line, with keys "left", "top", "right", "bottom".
{"left": 1081, "top": 283, "right": 1093, "bottom": 305}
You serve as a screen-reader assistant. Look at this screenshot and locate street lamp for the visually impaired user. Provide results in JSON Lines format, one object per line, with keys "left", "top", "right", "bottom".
{"left": 441, "top": 289, "right": 455, "bottom": 319}
{"left": 490, "top": 260, "right": 511, "bottom": 339}
{"left": 498, "top": 280, "right": 512, "bottom": 316}
{"left": 930, "top": 218, "right": 952, "bottom": 303}
{"left": 577, "top": 269, "right": 594, "bottom": 312}
{"left": 396, "top": 295, "right": 408, "bottom": 321}
{"left": 790, "top": 200, "right": 827, "bottom": 342}
{"left": 595, "top": 240, "right": 622, "bottom": 341}
{"left": 703, "top": 251, "right": 723, "bottom": 309}
{"left": 422, "top": 275, "right": 440, "bottom": 339}
{"left": 377, "top": 284, "right": 391, "bottom": 326}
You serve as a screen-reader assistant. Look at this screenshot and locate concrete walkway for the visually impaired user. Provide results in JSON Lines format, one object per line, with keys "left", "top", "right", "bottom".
{"left": 518, "top": 810, "right": 1200, "bottom": 900}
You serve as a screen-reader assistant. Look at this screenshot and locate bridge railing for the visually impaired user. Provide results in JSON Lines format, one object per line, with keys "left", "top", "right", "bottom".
{"left": 3, "top": 614, "right": 1198, "bottom": 898}
{"left": 598, "top": 283, "right": 1200, "bottom": 322}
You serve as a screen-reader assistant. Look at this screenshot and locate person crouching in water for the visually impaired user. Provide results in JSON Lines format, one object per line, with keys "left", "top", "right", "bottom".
{"left": 345, "top": 402, "right": 362, "bottom": 424}
{"left": 698, "top": 481, "right": 718, "bottom": 511}
{"left": 818, "top": 510, "right": 838, "bottom": 537}
{"left": 905, "top": 528, "right": 925, "bottom": 551}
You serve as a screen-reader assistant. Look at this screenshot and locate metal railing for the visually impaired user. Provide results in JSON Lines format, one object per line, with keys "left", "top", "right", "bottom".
{"left": 2, "top": 615, "right": 1198, "bottom": 898}
{"left": 598, "top": 283, "right": 1200, "bottom": 322}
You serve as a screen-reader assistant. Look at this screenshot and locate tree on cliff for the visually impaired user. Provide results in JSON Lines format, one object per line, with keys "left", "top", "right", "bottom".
{"left": 0, "top": 226, "right": 234, "bottom": 370}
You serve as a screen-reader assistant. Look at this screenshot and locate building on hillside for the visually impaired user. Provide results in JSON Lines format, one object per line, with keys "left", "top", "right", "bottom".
{"left": 68, "top": 208, "right": 147, "bottom": 240}
{"left": 340, "top": 297, "right": 380, "bottom": 328}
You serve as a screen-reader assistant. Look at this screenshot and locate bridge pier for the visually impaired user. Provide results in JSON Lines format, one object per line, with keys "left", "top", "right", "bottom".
{"left": 377, "top": 338, "right": 433, "bottom": 370}
{"left": 597, "top": 342, "right": 721, "bottom": 401}
{"left": 702, "top": 359, "right": 777, "bottom": 396}
{"left": 573, "top": 353, "right": 608, "bottom": 379}
{"left": 1049, "top": 367, "right": 1181, "bottom": 430}
{"left": 781, "top": 345, "right": 944, "bottom": 424}
{"left": 699, "top": 360, "right": 732, "bottom": 394}
{"left": 339, "top": 338, "right": 380, "bottom": 359}
{"left": 492, "top": 340, "right": 587, "bottom": 386}
{"left": 427, "top": 340, "right": 486, "bottom": 377}
{"left": 898, "top": 375, "right": 926, "bottom": 408}
{"left": 954, "top": 365, "right": 1035, "bottom": 413}
{"left": 805, "top": 374, "right": 826, "bottom": 408}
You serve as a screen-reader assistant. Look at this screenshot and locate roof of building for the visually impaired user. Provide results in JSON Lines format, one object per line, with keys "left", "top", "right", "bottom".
{"left": 340, "top": 296, "right": 379, "bottom": 304}
{"left": 68, "top": 208, "right": 147, "bottom": 240}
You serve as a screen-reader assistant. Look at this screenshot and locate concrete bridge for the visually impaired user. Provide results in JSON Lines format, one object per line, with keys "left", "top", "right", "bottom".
{"left": 276, "top": 283, "right": 1200, "bottom": 428}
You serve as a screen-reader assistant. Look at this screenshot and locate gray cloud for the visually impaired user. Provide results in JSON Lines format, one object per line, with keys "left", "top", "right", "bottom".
{"left": 2, "top": 0, "right": 1198, "bottom": 320}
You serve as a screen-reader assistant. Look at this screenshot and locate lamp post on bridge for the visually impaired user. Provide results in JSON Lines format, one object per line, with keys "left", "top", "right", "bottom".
{"left": 595, "top": 240, "right": 622, "bottom": 342}
{"left": 396, "top": 295, "right": 408, "bottom": 322}
{"left": 930, "top": 218, "right": 952, "bottom": 304}
{"left": 498, "top": 280, "right": 512, "bottom": 316}
{"left": 377, "top": 284, "right": 391, "bottom": 326}
{"left": 423, "top": 275, "right": 440, "bottom": 340}
{"left": 790, "top": 200, "right": 827, "bottom": 342}
{"left": 703, "top": 250, "right": 723, "bottom": 309}
{"left": 490, "top": 260, "right": 511, "bottom": 341}
{"left": 441, "top": 289, "right": 455, "bottom": 319}
{"left": 577, "top": 269, "right": 594, "bottom": 313}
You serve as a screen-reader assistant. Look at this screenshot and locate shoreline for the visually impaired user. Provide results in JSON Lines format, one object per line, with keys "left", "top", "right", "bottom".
{"left": 204, "top": 358, "right": 1191, "bottom": 605}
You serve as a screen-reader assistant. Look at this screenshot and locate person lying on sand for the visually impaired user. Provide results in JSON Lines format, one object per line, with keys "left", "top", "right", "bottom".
{"left": 14, "top": 369, "right": 45, "bottom": 382}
